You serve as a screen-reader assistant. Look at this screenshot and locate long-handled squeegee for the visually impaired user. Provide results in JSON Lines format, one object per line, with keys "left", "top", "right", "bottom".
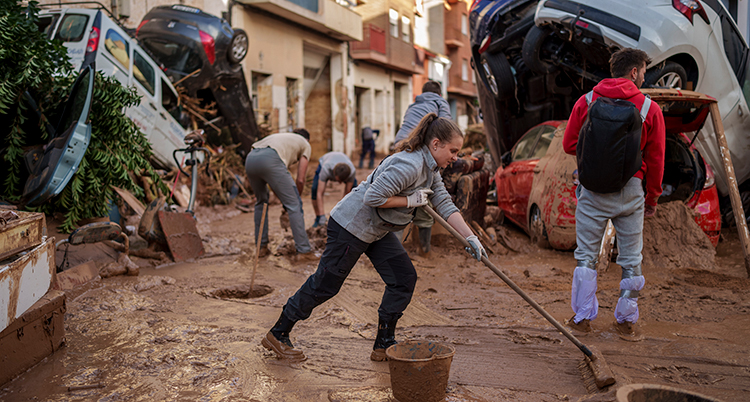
{"left": 422, "top": 205, "right": 615, "bottom": 389}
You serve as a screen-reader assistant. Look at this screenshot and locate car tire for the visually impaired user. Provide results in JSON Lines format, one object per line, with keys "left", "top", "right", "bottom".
{"left": 644, "top": 61, "right": 687, "bottom": 89}
{"left": 479, "top": 52, "right": 515, "bottom": 101}
{"left": 228, "top": 28, "right": 248, "bottom": 64}
{"left": 529, "top": 206, "right": 550, "bottom": 248}
{"left": 522, "top": 25, "right": 558, "bottom": 75}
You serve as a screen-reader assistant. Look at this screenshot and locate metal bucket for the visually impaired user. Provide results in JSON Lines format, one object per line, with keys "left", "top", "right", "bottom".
{"left": 616, "top": 383, "right": 725, "bottom": 402}
{"left": 385, "top": 341, "right": 456, "bottom": 402}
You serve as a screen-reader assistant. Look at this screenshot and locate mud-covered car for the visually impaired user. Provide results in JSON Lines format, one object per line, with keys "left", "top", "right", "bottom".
{"left": 532, "top": 0, "right": 750, "bottom": 224}
{"left": 494, "top": 89, "right": 722, "bottom": 250}
{"left": 471, "top": 0, "right": 750, "bottom": 224}
{"left": 137, "top": 5, "right": 258, "bottom": 156}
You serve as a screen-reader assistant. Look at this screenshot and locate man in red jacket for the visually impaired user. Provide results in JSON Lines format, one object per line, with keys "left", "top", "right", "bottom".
{"left": 562, "top": 48, "right": 665, "bottom": 339}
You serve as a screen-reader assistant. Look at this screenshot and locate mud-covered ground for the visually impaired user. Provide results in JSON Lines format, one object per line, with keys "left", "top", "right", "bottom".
{"left": 2, "top": 168, "right": 749, "bottom": 402}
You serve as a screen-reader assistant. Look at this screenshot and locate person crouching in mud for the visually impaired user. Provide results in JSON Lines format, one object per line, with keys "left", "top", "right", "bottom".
{"left": 261, "top": 113, "right": 487, "bottom": 362}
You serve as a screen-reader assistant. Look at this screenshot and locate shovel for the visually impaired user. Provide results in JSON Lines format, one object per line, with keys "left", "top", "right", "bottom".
{"left": 422, "top": 205, "right": 615, "bottom": 389}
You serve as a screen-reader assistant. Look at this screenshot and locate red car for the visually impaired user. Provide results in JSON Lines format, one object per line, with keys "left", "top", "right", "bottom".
{"left": 494, "top": 89, "right": 722, "bottom": 250}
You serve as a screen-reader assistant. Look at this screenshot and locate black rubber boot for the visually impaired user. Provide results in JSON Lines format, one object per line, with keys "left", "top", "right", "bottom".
{"left": 370, "top": 317, "right": 398, "bottom": 361}
{"left": 418, "top": 226, "right": 432, "bottom": 255}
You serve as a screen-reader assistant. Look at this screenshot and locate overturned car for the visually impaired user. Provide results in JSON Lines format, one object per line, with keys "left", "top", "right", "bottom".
{"left": 471, "top": 0, "right": 750, "bottom": 223}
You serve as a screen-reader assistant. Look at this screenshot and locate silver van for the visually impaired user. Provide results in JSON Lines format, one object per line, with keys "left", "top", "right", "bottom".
{"left": 37, "top": 6, "right": 190, "bottom": 169}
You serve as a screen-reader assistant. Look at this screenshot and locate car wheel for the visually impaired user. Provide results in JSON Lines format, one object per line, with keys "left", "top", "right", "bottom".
{"left": 522, "top": 25, "right": 559, "bottom": 75}
{"left": 479, "top": 52, "right": 515, "bottom": 101}
{"left": 529, "top": 206, "right": 550, "bottom": 248}
{"left": 228, "top": 29, "right": 248, "bottom": 64}
{"left": 644, "top": 61, "right": 687, "bottom": 89}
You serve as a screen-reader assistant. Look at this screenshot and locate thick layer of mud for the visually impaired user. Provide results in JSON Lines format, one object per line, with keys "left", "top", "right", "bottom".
{"left": 3, "top": 176, "right": 749, "bottom": 402}
{"left": 642, "top": 201, "right": 716, "bottom": 270}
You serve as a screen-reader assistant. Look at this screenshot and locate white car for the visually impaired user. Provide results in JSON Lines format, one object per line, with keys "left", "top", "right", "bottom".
{"left": 38, "top": 6, "right": 191, "bottom": 169}
{"left": 532, "top": 0, "right": 750, "bottom": 217}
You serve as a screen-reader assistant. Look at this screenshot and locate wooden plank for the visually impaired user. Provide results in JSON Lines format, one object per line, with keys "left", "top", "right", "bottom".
{"left": 112, "top": 186, "right": 146, "bottom": 217}
{"left": 709, "top": 102, "right": 750, "bottom": 277}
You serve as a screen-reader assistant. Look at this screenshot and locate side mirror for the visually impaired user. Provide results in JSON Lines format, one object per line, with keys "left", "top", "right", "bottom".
{"left": 501, "top": 151, "right": 512, "bottom": 167}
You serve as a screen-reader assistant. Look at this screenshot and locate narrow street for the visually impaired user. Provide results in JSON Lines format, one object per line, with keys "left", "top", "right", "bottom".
{"left": 1, "top": 165, "right": 749, "bottom": 402}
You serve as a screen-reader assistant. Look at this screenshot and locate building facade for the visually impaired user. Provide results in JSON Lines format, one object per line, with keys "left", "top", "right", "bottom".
{"left": 349, "top": 0, "right": 423, "bottom": 155}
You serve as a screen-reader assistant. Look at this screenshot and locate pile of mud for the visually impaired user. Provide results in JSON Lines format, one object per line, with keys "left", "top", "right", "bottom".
{"left": 642, "top": 201, "right": 715, "bottom": 270}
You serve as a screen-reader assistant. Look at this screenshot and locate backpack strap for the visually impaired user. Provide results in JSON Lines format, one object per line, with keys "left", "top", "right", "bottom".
{"left": 585, "top": 90, "right": 594, "bottom": 105}
{"left": 639, "top": 95, "right": 651, "bottom": 122}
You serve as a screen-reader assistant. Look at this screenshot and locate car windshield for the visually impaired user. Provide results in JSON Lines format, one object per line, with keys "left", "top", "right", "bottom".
{"left": 141, "top": 39, "right": 203, "bottom": 75}
{"left": 54, "top": 13, "right": 88, "bottom": 42}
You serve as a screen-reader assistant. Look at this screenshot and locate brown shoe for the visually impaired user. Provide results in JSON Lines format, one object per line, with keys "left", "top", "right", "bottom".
{"left": 258, "top": 246, "right": 271, "bottom": 258}
{"left": 614, "top": 320, "right": 644, "bottom": 342}
{"left": 294, "top": 251, "right": 319, "bottom": 263}
{"left": 565, "top": 316, "right": 592, "bottom": 333}
{"left": 370, "top": 348, "right": 387, "bottom": 362}
{"left": 261, "top": 332, "right": 306, "bottom": 360}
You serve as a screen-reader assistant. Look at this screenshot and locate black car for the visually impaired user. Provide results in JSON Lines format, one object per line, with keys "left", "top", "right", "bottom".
{"left": 137, "top": 4, "right": 258, "bottom": 156}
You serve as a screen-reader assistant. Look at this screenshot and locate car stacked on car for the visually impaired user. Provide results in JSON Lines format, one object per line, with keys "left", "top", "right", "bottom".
{"left": 472, "top": 0, "right": 750, "bottom": 229}
{"left": 137, "top": 5, "right": 259, "bottom": 156}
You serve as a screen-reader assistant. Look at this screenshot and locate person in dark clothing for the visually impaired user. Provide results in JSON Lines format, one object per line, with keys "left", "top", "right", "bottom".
{"left": 359, "top": 126, "right": 378, "bottom": 169}
{"left": 261, "top": 113, "right": 486, "bottom": 362}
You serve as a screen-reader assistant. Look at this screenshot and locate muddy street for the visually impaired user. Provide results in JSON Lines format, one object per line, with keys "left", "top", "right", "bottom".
{"left": 2, "top": 178, "right": 750, "bottom": 402}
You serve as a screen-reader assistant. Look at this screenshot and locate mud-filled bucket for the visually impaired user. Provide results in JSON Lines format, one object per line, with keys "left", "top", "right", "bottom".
{"left": 616, "top": 383, "right": 725, "bottom": 402}
{"left": 385, "top": 340, "right": 456, "bottom": 402}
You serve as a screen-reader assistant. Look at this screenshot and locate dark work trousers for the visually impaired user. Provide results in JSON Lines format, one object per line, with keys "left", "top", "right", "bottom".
{"left": 283, "top": 217, "right": 417, "bottom": 323}
{"left": 360, "top": 139, "right": 376, "bottom": 168}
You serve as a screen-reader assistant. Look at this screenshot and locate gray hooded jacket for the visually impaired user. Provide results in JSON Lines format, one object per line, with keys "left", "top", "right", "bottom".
{"left": 394, "top": 92, "right": 451, "bottom": 144}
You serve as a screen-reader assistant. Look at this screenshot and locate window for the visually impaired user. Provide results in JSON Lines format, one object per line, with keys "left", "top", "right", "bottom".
{"left": 401, "top": 16, "right": 410, "bottom": 42}
{"left": 36, "top": 14, "right": 60, "bottom": 39}
{"left": 287, "top": 0, "right": 318, "bottom": 13}
{"left": 133, "top": 50, "right": 155, "bottom": 95}
{"left": 389, "top": 9, "right": 399, "bottom": 38}
{"left": 141, "top": 39, "right": 201, "bottom": 76}
{"left": 461, "top": 14, "right": 468, "bottom": 36}
{"left": 104, "top": 30, "right": 130, "bottom": 70}
{"left": 54, "top": 14, "right": 88, "bottom": 42}
{"left": 462, "top": 59, "right": 468, "bottom": 81}
{"left": 512, "top": 126, "right": 542, "bottom": 161}
{"left": 162, "top": 79, "right": 188, "bottom": 129}
{"left": 529, "top": 126, "right": 556, "bottom": 159}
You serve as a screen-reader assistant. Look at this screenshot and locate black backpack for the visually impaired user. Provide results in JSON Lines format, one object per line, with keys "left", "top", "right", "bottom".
{"left": 576, "top": 91, "right": 652, "bottom": 193}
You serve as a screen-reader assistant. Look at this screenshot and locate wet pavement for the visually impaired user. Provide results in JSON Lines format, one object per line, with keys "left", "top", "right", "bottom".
{"left": 2, "top": 176, "right": 749, "bottom": 401}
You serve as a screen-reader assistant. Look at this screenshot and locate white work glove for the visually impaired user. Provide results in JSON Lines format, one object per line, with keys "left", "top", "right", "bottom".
{"left": 465, "top": 235, "right": 487, "bottom": 261}
{"left": 406, "top": 188, "right": 433, "bottom": 208}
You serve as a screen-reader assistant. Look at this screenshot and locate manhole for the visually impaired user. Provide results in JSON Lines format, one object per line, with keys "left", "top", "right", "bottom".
{"left": 210, "top": 284, "right": 273, "bottom": 299}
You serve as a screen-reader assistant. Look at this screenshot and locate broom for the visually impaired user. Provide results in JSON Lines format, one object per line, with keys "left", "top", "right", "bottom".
{"left": 422, "top": 205, "right": 615, "bottom": 389}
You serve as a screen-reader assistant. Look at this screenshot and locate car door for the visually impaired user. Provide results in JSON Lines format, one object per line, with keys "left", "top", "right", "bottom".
{"left": 497, "top": 125, "right": 542, "bottom": 227}
{"left": 512, "top": 124, "right": 556, "bottom": 227}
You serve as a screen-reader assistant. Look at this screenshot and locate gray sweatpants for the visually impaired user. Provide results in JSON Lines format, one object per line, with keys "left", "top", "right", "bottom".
{"left": 245, "top": 147, "right": 312, "bottom": 254}
{"left": 572, "top": 177, "right": 645, "bottom": 324}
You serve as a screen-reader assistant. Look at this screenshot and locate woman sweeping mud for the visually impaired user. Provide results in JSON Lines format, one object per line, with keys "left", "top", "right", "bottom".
{"left": 261, "top": 113, "right": 487, "bottom": 361}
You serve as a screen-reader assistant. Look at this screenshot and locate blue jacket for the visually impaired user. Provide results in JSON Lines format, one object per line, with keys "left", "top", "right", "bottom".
{"left": 394, "top": 92, "right": 451, "bottom": 144}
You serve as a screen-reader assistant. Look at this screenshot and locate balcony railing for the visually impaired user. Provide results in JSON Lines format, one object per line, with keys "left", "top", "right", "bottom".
{"left": 351, "top": 24, "right": 386, "bottom": 54}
